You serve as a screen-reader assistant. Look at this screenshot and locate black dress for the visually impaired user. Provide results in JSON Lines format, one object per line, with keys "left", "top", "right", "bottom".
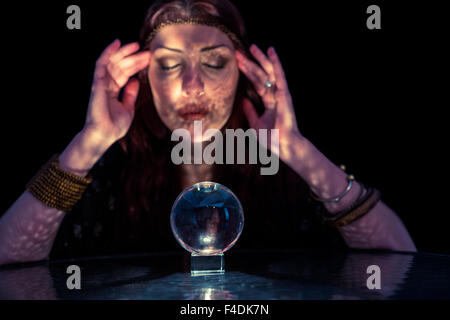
{"left": 50, "top": 142, "right": 347, "bottom": 259}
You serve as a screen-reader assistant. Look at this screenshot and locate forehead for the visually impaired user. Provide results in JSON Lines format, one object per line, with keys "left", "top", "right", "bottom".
{"left": 150, "top": 24, "right": 234, "bottom": 52}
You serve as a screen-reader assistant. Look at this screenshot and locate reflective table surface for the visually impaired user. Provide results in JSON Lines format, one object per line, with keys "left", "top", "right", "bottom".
{"left": 1, "top": 249, "right": 449, "bottom": 300}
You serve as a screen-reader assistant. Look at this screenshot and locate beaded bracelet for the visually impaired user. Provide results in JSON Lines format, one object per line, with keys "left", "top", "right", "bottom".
{"left": 321, "top": 183, "right": 367, "bottom": 220}
{"left": 26, "top": 154, "right": 93, "bottom": 212}
{"left": 322, "top": 187, "right": 381, "bottom": 228}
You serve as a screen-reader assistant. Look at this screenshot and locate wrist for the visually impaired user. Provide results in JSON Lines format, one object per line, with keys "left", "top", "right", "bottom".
{"left": 58, "top": 128, "right": 113, "bottom": 177}
{"left": 281, "top": 133, "right": 365, "bottom": 213}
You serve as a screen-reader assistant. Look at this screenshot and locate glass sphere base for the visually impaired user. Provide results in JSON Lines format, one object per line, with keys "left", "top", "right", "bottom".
{"left": 190, "top": 253, "right": 225, "bottom": 277}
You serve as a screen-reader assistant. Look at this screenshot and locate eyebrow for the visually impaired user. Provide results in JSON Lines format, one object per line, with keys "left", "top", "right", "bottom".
{"left": 155, "top": 44, "right": 230, "bottom": 53}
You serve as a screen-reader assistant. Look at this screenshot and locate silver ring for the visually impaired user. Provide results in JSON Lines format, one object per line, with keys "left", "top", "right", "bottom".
{"left": 264, "top": 79, "right": 274, "bottom": 89}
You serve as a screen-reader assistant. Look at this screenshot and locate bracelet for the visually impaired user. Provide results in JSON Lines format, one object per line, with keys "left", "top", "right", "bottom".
{"left": 310, "top": 173, "right": 355, "bottom": 203}
{"left": 26, "top": 154, "right": 93, "bottom": 212}
{"left": 324, "top": 187, "right": 381, "bottom": 228}
{"left": 321, "top": 183, "right": 366, "bottom": 220}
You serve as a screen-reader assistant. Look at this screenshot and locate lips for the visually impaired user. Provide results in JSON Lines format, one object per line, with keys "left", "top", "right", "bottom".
{"left": 177, "top": 103, "right": 209, "bottom": 120}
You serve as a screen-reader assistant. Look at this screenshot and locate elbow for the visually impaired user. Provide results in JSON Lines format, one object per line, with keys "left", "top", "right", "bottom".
{"left": 387, "top": 242, "right": 417, "bottom": 253}
{"left": 0, "top": 252, "right": 50, "bottom": 267}
{"left": 345, "top": 236, "right": 418, "bottom": 253}
{"left": 383, "top": 233, "right": 418, "bottom": 253}
{"left": 353, "top": 241, "right": 418, "bottom": 253}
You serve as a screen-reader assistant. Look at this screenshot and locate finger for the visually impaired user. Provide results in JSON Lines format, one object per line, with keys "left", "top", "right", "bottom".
{"left": 122, "top": 78, "right": 140, "bottom": 111}
{"left": 94, "top": 39, "right": 121, "bottom": 82}
{"left": 116, "top": 51, "right": 151, "bottom": 74}
{"left": 108, "top": 52, "right": 151, "bottom": 88}
{"left": 249, "top": 45, "right": 276, "bottom": 83}
{"left": 236, "top": 51, "right": 268, "bottom": 82}
{"left": 242, "top": 98, "right": 259, "bottom": 129}
{"left": 236, "top": 51, "right": 277, "bottom": 110}
{"left": 96, "top": 39, "right": 121, "bottom": 67}
{"left": 236, "top": 51, "right": 268, "bottom": 95}
{"left": 109, "top": 42, "right": 141, "bottom": 65}
{"left": 268, "top": 47, "right": 288, "bottom": 92}
{"left": 105, "top": 70, "right": 121, "bottom": 99}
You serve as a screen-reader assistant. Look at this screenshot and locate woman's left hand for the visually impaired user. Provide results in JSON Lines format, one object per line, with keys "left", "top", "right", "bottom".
{"left": 235, "top": 45, "right": 302, "bottom": 157}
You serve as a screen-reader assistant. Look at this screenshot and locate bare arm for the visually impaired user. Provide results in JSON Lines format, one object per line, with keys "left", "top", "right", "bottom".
{"left": 0, "top": 40, "right": 150, "bottom": 266}
{"left": 282, "top": 132, "right": 417, "bottom": 252}
{"left": 0, "top": 129, "right": 112, "bottom": 265}
{"left": 236, "top": 45, "right": 416, "bottom": 252}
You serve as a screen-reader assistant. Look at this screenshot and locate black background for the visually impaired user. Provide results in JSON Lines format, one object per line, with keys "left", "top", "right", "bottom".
{"left": 1, "top": 1, "right": 448, "bottom": 254}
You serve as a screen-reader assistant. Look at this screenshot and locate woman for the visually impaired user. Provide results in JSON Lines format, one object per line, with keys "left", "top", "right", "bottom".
{"left": 0, "top": 0, "right": 416, "bottom": 265}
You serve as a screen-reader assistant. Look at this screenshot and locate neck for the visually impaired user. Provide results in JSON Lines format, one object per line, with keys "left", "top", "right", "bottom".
{"left": 179, "top": 140, "right": 216, "bottom": 188}
{"left": 180, "top": 163, "right": 214, "bottom": 189}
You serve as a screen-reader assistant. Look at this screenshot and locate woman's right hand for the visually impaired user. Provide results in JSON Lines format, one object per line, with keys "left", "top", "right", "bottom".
{"left": 83, "top": 39, "right": 151, "bottom": 145}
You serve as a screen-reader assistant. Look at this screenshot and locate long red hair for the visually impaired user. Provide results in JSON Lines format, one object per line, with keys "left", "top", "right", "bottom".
{"left": 114, "top": 0, "right": 266, "bottom": 249}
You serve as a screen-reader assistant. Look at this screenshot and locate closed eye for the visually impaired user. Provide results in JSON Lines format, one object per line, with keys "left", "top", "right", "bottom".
{"left": 161, "top": 64, "right": 181, "bottom": 70}
{"left": 203, "top": 63, "right": 225, "bottom": 69}
{"left": 160, "top": 62, "right": 225, "bottom": 70}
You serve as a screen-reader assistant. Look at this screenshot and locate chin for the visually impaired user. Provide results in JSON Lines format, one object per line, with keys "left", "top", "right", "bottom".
{"left": 168, "top": 117, "right": 228, "bottom": 143}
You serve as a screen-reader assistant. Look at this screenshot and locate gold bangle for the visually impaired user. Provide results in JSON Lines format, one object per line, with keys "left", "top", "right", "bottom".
{"left": 26, "top": 154, "right": 93, "bottom": 212}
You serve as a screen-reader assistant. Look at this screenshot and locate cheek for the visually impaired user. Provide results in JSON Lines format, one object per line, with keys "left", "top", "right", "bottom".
{"left": 149, "top": 69, "right": 181, "bottom": 104}
{"left": 148, "top": 68, "right": 183, "bottom": 122}
{"left": 205, "top": 65, "right": 239, "bottom": 112}
{"left": 207, "top": 63, "right": 238, "bottom": 91}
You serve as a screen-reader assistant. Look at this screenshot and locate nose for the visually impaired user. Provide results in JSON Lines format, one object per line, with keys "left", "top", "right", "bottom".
{"left": 182, "top": 65, "right": 205, "bottom": 98}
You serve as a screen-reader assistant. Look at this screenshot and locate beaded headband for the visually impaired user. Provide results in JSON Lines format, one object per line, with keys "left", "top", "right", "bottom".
{"left": 145, "top": 18, "right": 243, "bottom": 48}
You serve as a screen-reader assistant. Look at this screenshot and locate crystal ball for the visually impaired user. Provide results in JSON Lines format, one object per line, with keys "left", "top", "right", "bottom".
{"left": 170, "top": 181, "right": 244, "bottom": 255}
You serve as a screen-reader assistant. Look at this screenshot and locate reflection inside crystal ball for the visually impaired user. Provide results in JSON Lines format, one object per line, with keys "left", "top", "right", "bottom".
{"left": 170, "top": 182, "right": 244, "bottom": 255}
